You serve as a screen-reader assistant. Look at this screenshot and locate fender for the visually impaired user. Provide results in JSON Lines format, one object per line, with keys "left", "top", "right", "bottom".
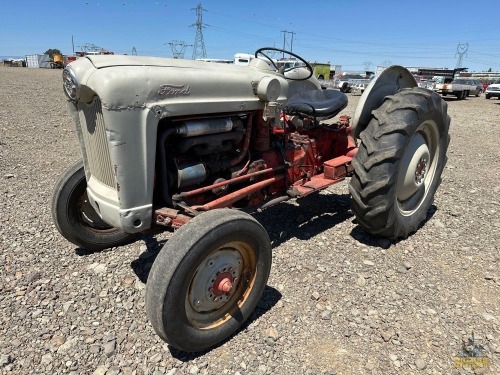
{"left": 352, "top": 65, "right": 417, "bottom": 138}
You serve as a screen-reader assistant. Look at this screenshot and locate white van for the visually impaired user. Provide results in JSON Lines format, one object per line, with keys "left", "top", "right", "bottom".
{"left": 234, "top": 53, "right": 277, "bottom": 68}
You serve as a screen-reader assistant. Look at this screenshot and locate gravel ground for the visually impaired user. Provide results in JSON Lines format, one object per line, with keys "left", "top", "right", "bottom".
{"left": 1, "top": 66, "right": 499, "bottom": 375}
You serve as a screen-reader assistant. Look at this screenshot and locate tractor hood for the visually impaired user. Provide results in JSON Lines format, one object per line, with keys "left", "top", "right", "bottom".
{"left": 86, "top": 55, "right": 219, "bottom": 69}
{"left": 67, "top": 55, "right": 290, "bottom": 117}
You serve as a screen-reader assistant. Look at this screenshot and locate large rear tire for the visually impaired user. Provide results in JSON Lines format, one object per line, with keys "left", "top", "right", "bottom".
{"left": 146, "top": 209, "right": 272, "bottom": 352}
{"left": 51, "top": 160, "right": 135, "bottom": 251}
{"left": 349, "top": 87, "right": 450, "bottom": 239}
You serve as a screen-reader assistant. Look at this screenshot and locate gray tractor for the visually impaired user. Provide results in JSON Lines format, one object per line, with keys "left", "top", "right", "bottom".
{"left": 52, "top": 47, "right": 450, "bottom": 352}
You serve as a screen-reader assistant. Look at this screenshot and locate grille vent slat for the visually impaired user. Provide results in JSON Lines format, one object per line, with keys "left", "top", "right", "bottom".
{"left": 78, "top": 97, "right": 115, "bottom": 189}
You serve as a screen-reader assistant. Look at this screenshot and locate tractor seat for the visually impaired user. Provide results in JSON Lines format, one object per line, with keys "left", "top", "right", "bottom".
{"left": 285, "top": 89, "right": 348, "bottom": 120}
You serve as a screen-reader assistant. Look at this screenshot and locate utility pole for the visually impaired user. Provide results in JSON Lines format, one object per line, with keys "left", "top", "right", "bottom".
{"left": 281, "top": 30, "right": 295, "bottom": 57}
{"left": 168, "top": 40, "right": 191, "bottom": 59}
{"left": 455, "top": 42, "right": 468, "bottom": 68}
{"left": 191, "top": 2, "right": 207, "bottom": 60}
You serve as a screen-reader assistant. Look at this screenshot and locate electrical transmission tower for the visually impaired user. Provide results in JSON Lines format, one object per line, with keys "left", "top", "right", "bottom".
{"left": 455, "top": 42, "right": 468, "bottom": 68}
{"left": 363, "top": 61, "right": 373, "bottom": 72}
{"left": 79, "top": 43, "right": 104, "bottom": 53}
{"left": 168, "top": 40, "right": 191, "bottom": 59}
{"left": 131, "top": 47, "right": 137, "bottom": 56}
{"left": 191, "top": 2, "right": 207, "bottom": 59}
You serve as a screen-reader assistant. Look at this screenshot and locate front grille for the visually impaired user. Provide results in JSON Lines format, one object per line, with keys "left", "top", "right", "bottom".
{"left": 78, "top": 97, "right": 115, "bottom": 188}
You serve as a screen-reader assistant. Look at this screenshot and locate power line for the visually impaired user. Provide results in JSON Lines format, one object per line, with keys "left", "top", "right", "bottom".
{"left": 201, "top": 22, "right": 459, "bottom": 57}
{"left": 207, "top": 25, "right": 274, "bottom": 43}
{"left": 464, "top": 57, "right": 500, "bottom": 69}
{"left": 204, "top": 9, "right": 487, "bottom": 46}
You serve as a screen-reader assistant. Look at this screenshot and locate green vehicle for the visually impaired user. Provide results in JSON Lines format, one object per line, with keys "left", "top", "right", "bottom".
{"left": 310, "top": 62, "right": 331, "bottom": 80}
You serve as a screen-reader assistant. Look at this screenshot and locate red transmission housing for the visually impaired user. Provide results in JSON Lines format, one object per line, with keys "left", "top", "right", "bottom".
{"left": 260, "top": 118, "right": 355, "bottom": 188}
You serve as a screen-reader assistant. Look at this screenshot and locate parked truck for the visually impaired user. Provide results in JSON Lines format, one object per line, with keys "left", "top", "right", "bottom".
{"left": 434, "top": 79, "right": 476, "bottom": 100}
{"left": 336, "top": 73, "right": 372, "bottom": 93}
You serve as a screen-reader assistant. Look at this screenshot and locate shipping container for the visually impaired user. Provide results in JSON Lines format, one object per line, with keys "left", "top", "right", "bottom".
{"left": 25, "top": 54, "right": 51, "bottom": 68}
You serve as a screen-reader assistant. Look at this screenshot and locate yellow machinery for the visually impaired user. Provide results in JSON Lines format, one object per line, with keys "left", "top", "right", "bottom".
{"left": 51, "top": 54, "right": 64, "bottom": 69}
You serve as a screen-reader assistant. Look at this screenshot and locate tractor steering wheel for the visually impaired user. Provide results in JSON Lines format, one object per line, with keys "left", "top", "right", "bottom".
{"left": 255, "top": 47, "right": 313, "bottom": 81}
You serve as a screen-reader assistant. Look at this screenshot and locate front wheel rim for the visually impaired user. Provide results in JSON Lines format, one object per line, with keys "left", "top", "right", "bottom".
{"left": 186, "top": 241, "right": 257, "bottom": 329}
{"left": 396, "top": 120, "right": 440, "bottom": 216}
{"left": 76, "top": 189, "right": 118, "bottom": 233}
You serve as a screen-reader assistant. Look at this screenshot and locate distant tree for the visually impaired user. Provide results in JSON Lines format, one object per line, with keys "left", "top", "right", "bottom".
{"left": 44, "top": 48, "right": 62, "bottom": 58}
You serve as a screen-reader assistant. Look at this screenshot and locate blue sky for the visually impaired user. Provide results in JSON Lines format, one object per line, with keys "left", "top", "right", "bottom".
{"left": 1, "top": 0, "right": 499, "bottom": 72}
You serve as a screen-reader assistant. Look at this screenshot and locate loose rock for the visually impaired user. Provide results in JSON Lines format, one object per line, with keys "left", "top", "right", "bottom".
{"left": 415, "top": 358, "right": 427, "bottom": 370}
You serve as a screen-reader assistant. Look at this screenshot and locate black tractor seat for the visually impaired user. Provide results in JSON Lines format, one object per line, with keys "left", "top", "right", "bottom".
{"left": 285, "top": 89, "right": 348, "bottom": 120}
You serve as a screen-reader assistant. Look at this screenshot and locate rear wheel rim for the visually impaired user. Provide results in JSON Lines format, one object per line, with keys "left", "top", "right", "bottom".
{"left": 396, "top": 120, "right": 440, "bottom": 216}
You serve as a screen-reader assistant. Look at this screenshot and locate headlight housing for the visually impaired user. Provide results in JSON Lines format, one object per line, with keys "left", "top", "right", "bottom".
{"left": 62, "top": 67, "right": 80, "bottom": 101}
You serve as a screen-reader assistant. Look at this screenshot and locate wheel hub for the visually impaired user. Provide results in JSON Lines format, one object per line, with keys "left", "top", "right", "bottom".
{"left": 415, "top": 157, "right": 427, "bottom": 184}
{"left": 210, "top": 270, "right": 238, "bottom": 300}
{"left": 397, "top": 132, "right": 430, "bottom": 202}
{"left": 189, "top": 249, "right": 242, "bottom": 312}
{"left": 396, "top": 120, "right": 440, "bottom": 216}
{"left": 214, "top": 272, "right": 235, "bottom": 294}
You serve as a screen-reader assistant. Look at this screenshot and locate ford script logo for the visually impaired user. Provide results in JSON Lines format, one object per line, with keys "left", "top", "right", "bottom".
{"left": 158, "top": 84, "right": 190, "bottom": 96}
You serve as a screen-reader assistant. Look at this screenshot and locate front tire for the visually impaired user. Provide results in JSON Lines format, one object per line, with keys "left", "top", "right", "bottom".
{"left": 349, "top": 87, "right": 450, "bottom": 239}
{"left": 51, "top": 160, "right": 135, "bottom": 250}
{"left": 146, "top": 209, "right": 272, "bottom": 352}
